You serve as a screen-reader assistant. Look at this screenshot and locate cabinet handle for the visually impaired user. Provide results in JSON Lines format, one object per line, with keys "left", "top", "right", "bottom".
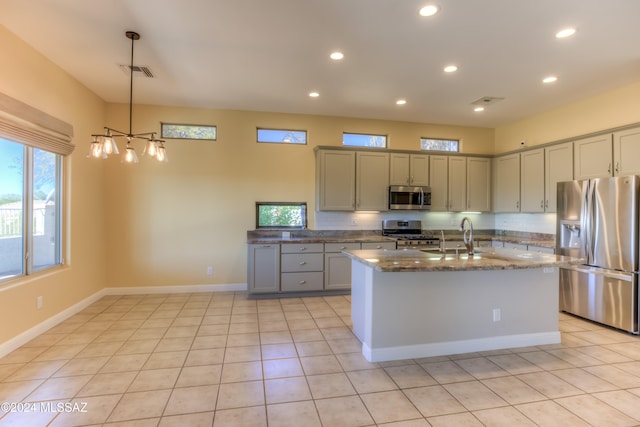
{"left": 540, "top": 200, "right": 544, "bottom": 208}
{"left": 340, "top": 246, "right": 346, "bottom": 250}
{"left": 299, "top": 247, "right": 307, "bottom": 251}
{"left": 298, "top": 280, "right": 306, "bottom": 285}
{"left": 299, "top": 261, "right": 307, "bottom": 265}
{"left": 615, "top": 162, "right": 619, "bottom": 173}
{"left": 375, "top": 245, "right": 382, "bottom": 249}
{"left": 261, "top": 245, "right": 272, "bottom": 248}
{"left": 608, "top": 163, "right": 611, "bottom": 173}
{"left": 545, "top": 200, "right": 549, "bottom": 208}
{"left": 516, "top": 200, "right": 520, "bottom": 209}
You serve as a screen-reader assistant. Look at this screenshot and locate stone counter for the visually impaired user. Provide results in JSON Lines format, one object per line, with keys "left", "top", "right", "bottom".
{"left": 343, "top": 247, "right": 579, "bottom": 272}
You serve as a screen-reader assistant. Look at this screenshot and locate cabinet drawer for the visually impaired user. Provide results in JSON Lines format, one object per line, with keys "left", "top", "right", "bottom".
{"left": 281, "top": 253, "right": 324, "bottom": 272}
{"left": 281, "top": 243, "right": 324, "bottom": 254}
{"left": 361, "top": 241, "right": 396, "bottom": 250}
{"left": 325, "top": 242, "right": 361, "bottom": 253}
{"left": 281, "top": 272, "right": 324, "bottom": 292}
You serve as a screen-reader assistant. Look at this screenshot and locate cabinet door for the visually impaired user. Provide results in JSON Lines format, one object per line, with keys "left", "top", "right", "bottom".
{"left": 614, "top": 127, "right": 640, "bottom": 176}
{"left": 247, "top": 244, "right": 280, "bottom": 293}
{"left": 545, "top": 142, "right": 573, "bottom": 212}
{"left": 389, "top": 153, "right": 410, "bottom": 185}
{"left": 324, "top": 253, "right": 352, "bottom": 290}
{"left": 356, "top": 152, "right": 389, "bottom": 210}
{"left": 466, "top": 157, "right": 491, "bottom": 212}
{"left": 574, "top": 134, "right": 613, "bottom": 179}
{"left": 448, "top": 157, "right": 467, "bottom": 212}
{"left": 520, "top": 148, "right": 545, "bottom": 212}
{"left": 409, "top": 154, "right": 429, "bottom": 186}
{"left": 316, "top": 150, "right": 356, "bottom": 211}
{"left": 429, "top": 155, "right": 448, "bottom": 211}
{"left": 493, "top": 154, "right": 520, "bottom": 212}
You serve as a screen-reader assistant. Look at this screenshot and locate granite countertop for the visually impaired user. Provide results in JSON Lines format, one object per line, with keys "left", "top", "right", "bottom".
{"left": 342, "top": 247, "right": 580, "bottom": 272}
{"left": 246, "top": 229, "right": 556, "bottom": 248}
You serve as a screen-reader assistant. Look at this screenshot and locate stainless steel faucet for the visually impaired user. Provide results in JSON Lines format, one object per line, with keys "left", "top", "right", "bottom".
{"left": 440, "top": 230, "right": 446, "bottom": 254}
{"left": 459, "top": 217, "right": 474, "bottom": 255}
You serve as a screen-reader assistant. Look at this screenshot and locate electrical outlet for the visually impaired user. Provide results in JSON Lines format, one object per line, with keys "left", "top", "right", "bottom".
{"left": 207, "top": 266, "right": 213, "bottom": 276}
{"left": 36, "top": 296, "right": 43, "bottom": 310}
{"left": 351, "top": 218, "right": 358, "bottom": 225}
{"left": 492, "top": 308, "right": 501, "bottom": 322}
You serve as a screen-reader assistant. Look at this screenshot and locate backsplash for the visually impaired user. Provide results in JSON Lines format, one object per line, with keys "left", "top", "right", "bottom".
{"left": 314, "top": 211, "right": 557, "bottom": 234}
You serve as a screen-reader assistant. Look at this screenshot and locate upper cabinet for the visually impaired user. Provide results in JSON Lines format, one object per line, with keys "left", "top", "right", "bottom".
{"left": 389, "top": 153, "right": 429, "bottom": 186}
{"left": 573, "top": 134, "right": 613, "bottom": 179}
{"left": 614, "top": 127, "right": 640, "bottom": 176}
{"left": 316, "top": 148, "right": 388, "bottom": 211}
{"left": 574, "top": 128, "right": 640, "bottom": 179}
{"left": 316, "top": 150, "right": 356, "bottom": 210}
{"left": 544, "top": 142, "right": 573, "bottom": 212}
{"left": 466, "top": 157, "right": 491, "bottom": 212}
{"left": 356, "top": 151, "right": 389, "bottom": 210}
{"left": 520, "top": 149, "right": 545, "bottom": 212}
{"left": 493, "top": 153, "right": 520, "bottom": 212}
{"left": 430, "top": 155, "right": 491, "bottom": 212}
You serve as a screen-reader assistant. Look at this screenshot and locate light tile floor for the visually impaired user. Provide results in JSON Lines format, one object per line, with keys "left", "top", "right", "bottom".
{"left": 0, "top": 292, "right": 640, "bottom": 426}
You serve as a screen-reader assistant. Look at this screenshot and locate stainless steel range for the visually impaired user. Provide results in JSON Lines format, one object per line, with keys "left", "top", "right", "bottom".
{"left": 382, "top": 219, "right": 440, "bottom": 249}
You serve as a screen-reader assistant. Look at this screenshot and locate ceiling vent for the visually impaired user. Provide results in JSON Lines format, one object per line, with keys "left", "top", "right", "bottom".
{"left": 471, "top": 96, "right": 504, "bottom": 107}
{"left": 118, "top": 64, "right": 155, "bottom": 78}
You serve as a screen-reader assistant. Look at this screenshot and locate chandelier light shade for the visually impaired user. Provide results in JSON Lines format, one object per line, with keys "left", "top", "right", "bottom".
{"left": 87, "top": 31, "right": 168, "bottom": 163}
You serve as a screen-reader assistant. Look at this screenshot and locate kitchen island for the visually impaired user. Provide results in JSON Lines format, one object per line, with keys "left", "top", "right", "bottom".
{"left": 343, "top": 248, "right": 580, "bottom": 362}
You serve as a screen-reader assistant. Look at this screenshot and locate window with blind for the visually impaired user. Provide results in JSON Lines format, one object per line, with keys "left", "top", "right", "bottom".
{"left": 0, "top": 92, "right": 73, "bottom": 281}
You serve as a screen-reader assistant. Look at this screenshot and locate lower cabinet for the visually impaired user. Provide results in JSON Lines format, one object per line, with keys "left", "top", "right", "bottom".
{"left": 248, "top": 240, "right": 396, "bottom": 294}
{"left": 247, "top": 244, "right": 280, "bottom": 293}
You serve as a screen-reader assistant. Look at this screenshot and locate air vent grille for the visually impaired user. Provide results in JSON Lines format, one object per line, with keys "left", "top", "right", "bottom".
{"left": 118, "top": 64, "right": 155, "bottom": 78}
{"left": 471, "top": 96, "right": 504, "bottom": 106}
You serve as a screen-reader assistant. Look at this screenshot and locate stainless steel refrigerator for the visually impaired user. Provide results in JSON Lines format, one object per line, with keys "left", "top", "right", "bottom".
{"left": 556, "top": 175, "right": 639, "bottom": 334}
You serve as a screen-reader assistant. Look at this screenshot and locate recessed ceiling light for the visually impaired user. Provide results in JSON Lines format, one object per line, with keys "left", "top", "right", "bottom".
{"left": 543, "top": 76, "right": 558, "bottom": 84}
{"left": 474, "top": 107, "right": 485, "bottom": 112}
{"left": 444, "top": 65, "right": 458, "bottom": 73}
{"left": 330, "top": 51, "right": 344, "bottom": 60}
{"left": 419, "top": 4, "right": 439, "bottom": 17}
{"left": 309, "top": 92, "right": 320, "bottom": 98}
{"left": 396, "top": 99, "right": 407, "bottom": 105}
{"left": 556, "top": 28, "right": 576, "bottom": 38}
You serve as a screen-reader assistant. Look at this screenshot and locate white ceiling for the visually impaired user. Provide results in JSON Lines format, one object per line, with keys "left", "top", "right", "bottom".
{"left": 2, "top": 0, "right": 640, "bottom": 128}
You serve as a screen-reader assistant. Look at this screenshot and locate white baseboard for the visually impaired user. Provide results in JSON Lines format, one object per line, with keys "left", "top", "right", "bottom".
{"left": 103, "top": 283, "right": 248, "bottom": 295}
{"left": 0, "top": 282, "right": 248, "bottom": 359}
{"left": 362, "top": 332, "right": 562, "bottom": 362}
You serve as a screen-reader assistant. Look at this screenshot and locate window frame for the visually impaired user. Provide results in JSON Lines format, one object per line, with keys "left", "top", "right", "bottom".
{"left": 161, "top": 122, "right": 217, "bottom": 141}
{"left": 342, "top": 132, "right": 388, "bottom": 148}
{"left": 255, "top": 202, "right": 307, "bottom": 229}
{"left": 419, "top": 137, "right": 460, "bottom": 152}
{"left": 0, "top": 138, "right": 64, "bottom": 282}
{"left": 256, "top": 128, "right": 308, "bottom": 145}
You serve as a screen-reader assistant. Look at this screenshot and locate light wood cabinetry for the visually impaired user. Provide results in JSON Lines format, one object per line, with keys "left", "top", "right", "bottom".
{"left": 389, "top": 153, "right": 429, "bottom": 186}
{"left": 544, "top": 142, "right": 573, "bottom": 212}
{"left": 466, "top": 157, "right": 491, "bottom": 212}
{"left": 356, "top": 151, "right": 389, "bottom": 210}
{"left": 493, "top": 153, "right": 520, "bottom": 212}
{"left": 316, "top": 150, "right": 356, "bottom": 210}
{"left": 247, "top": 244, "right": 280, "bottom": 293}
{"left": 429, "top": 155, "right": 448, "bottom": 211}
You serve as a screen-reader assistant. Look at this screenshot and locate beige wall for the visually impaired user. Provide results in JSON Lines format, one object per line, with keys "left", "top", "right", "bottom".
{"left": 0, "top": 26, "right": 107, "bottom": 344}
{"left": 103, "top": 105, "right": 494, "bottom": 287}
{"left": 495, "top": 81, "right": 640, "bottom": 153}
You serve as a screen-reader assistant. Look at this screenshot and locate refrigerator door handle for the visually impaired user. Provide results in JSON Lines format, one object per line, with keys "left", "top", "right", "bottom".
{"left": 563, "top": 264, "right": 634, "bottom": 282}
{"left": 580, "top": 180, "right": 592, "bottom": 262}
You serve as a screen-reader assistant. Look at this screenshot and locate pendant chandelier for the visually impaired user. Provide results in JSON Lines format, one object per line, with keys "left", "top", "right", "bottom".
{"left": 88, "top": 31, "right": 167, "bottom": 163}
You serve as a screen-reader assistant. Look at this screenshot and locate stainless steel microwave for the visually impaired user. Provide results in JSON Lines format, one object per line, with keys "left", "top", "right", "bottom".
{"left": 388, "top": 185, "right": 431, "bottom": 210}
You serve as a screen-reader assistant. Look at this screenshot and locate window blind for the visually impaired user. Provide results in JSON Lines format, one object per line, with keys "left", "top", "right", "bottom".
{"left": 0, "top": 92, "right": 74, "bottom": 155}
